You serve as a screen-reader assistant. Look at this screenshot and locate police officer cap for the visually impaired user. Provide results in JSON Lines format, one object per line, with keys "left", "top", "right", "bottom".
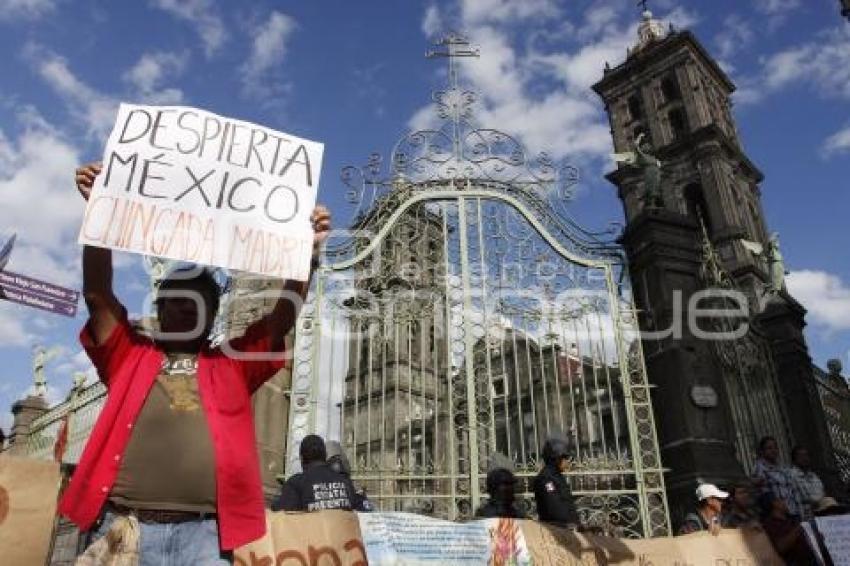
{"left": 325, "top": 440, "right": 352, "bottom": 475}
{"left": 486, "top": 467, "right": 518, "bottom": 495}
{"left": 300, "top": 434, "right": 327, "bottom": 464}
{"left": 542, "top": 437, "right": 570, "bottom": 465}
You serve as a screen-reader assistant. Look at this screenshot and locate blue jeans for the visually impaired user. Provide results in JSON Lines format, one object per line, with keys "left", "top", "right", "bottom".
{"left": 93, "top": 511, "right": 232, "bottom": 565}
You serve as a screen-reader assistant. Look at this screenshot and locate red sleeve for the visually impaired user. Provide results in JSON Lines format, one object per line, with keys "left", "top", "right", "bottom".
{"left": 79, "top": 313, "right": 138, "bottom": 388}
{"left": 222, "top": 316, "right": 288, "bottom": 393}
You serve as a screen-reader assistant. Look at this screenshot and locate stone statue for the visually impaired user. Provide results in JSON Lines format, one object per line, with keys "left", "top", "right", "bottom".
{"left": 740, "top": 232, "right": 788, "bottom": 294}
{"left": 827, "top": 358, "right": 843, "bottom": 377}
{"left": 32, "top": 346, "right": 59, "bottom": 397}
{"left": 73, "top": 372, "right": 88, "bottom": 390}
{"left": 612, "top": 132, "right": 664, "bottom": 208}
{"left": 765, "top": 233, "right": 787, "bottom": 293}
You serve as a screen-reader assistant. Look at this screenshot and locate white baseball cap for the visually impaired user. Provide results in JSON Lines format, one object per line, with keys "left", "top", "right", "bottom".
{"left": 696, "top": 483, "right": 729, "bottom": 501}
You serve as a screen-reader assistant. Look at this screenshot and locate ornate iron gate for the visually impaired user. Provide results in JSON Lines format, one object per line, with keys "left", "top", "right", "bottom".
{"left": 286, "top": 35, "right": 670, "bottom": 537}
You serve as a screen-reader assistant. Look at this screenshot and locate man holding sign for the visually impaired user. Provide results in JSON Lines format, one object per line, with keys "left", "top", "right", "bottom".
{"left": 61, "top": 118, "right": 329, "bottom": 563}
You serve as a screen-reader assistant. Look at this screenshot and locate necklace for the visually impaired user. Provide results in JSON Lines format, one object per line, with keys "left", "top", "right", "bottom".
{"left": 160, "top": 355, "right": 198, "bottom": 375}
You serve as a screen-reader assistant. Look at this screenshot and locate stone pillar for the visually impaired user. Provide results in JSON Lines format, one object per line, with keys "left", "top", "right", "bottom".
{"left": 621, "top": 209, "right": 744, "bottom": 525}
{"left": 253, "top": 365, "right": 292, "bottom": 502}
{"left": 759, "top": 296, "right": 847, "bottom": 499}
{"left": 7, "top": 394, "right": 48, "bottom": 455}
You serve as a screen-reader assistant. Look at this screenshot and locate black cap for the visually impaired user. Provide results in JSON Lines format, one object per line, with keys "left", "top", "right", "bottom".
{"left": 542, "top": 437, "right": 570, "bottom": 466}
{"left": 486, "top": 467, "right": 518, "bottom": 495}
{"left": 299, "top": 434, "right": 327, "bottom": 464}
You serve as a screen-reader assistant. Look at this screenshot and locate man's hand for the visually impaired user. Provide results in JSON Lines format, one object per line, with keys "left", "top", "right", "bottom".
{"left": 310, "top": 205, "right": 331, "bottom": 259}
{"left": 75, "top": 162, "right": 102, "bottom": 201}
{"left": 709, "top": 520, "right": 722, "bottom": 537}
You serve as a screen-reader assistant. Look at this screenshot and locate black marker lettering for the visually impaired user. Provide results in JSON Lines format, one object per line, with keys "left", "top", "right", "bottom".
{"left": 227, "top": 177, "right": 259, "bottom": 212}
{"left": 118, "top": 109, "right": 152, "bottom": 144}
{"left": 264, "top": 185, "right": 298, "bottom": 223}
{"left": 105, "top": 151, "right": 138, "bottom": 192}
{"left": 176, "top": 111, "right": 201, "bottom": 154}
{"left": 138, "top": 153, "right": 171, "bottom": 198}
{"left": 149, "top": 109, "right": 176, "bottom": 151}
{"left": 176, "top": 166, "right": 214, "bottom": 206}
{"left": 245, "top": 128, "right": 268, "bottom": 172}
{"left": 198, "top": 117, "right": 222, "bottom": 159}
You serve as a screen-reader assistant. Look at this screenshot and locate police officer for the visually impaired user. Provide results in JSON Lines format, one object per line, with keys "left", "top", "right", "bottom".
{"left": 326, "top": 440, "right": 374, "bottom": 512}
{"left": 274, "top": 434, "right": 359, "bottom": 511}
{"left": 475, "top": 467, "right": 527, "bottom": 519}
{"left": 533, "top": 437, "right": 580, "bottom": 527}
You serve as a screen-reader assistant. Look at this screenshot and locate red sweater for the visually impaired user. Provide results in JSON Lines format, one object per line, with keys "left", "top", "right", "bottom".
{"left": 58, "top": 315, "right": 285, "bottom": 550}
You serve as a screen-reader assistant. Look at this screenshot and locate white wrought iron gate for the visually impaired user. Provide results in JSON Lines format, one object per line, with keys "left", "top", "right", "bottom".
{"left": 286, "top": 34, "right": 670, "bottom": 537}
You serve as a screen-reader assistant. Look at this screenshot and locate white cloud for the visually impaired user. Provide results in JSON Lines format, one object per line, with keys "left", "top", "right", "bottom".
{"left": 410, "top": 2, "right": 689, "bottom": 165}
{"left": 0, "top": 303, "right": 35, "bottom": 346}
{"left": 713, "top": 14, "right": 754, "bottom": 60}
{"left": 786, "top": 270, "right": 850, "bottom": 333}
{"left": 754, "top": 0, "right": 801, "bottom": 30}
{"left": 151, "top": 0, "right": 226, "bottom": 57}
{"left": 0, "top": 0, "right": 55, "bottom": 20}
{"left": 460, "top": 0, "right": 559, "bottom": 25}
{"left": 240, "top": 11, "right": 297, "bottom": 102}
{"left": 822, "top": 124, "right": 850, "bottom": 157}
{"left": 661, "top": 6, "right": 699, "bottom": 30}
{"left": 744, "top": 26, "right": 850, "bottom": 104}
{"left": 422, "top": 4, "right": 443, "bottom": 37}
{"left": 24, "top": 43, "right": 118, "bottom": 139}
{"left": 122, "top": 51, "right": 189, "bottom": 105}
{"left": 754, "top": 0, "right": 800, "bottom": 16}
{"left": 0, "top": 117, "right": 83, "bottom": 287}
{"left": 54, "top": 349, "right": 95, "bottom": 380}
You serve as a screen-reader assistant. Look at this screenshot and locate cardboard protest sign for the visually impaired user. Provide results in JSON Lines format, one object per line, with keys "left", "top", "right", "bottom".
{"left": 234, "top": 510, "right": 366, "bottom": 566}
{"left": 79, "top": 103, "right": 324, "bottom": 281}
{"left": 0, "top": 456, "right": 62, "bottom": 566}
{"left": 521, "top": 521, "right": 783, "bottom": 566}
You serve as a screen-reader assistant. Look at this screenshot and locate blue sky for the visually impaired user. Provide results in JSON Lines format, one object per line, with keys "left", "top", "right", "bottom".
{"left": 1, "top": 0, "right": 849, "bottom": 432}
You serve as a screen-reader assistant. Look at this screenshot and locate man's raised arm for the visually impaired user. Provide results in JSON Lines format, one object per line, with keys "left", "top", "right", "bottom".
{"left": 263, "top": 205, "right": 331, "bottom": 351}
{"left": 77, "top": 163, "right": 125, "bottom": 346}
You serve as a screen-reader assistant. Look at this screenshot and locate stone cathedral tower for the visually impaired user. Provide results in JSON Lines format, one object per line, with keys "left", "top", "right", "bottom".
{"left": 593, "top": 10, "right": 842, "bottom": 521}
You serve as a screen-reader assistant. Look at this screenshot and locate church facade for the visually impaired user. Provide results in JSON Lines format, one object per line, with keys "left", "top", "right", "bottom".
{"left": 592, "top": 11, "right": 846, "bottom": 522}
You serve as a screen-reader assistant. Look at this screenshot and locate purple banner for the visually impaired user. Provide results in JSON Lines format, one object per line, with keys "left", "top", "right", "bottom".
{"left": 0, "top": 270, "right": 79, "bottom": 304}
{"left": 0, "top": 284, "right": 78, "bottom": 317}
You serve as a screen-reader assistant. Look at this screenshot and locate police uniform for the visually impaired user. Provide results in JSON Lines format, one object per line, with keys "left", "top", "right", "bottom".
{"left": 275, "top": 461, "right": 359, "bottom": 512}
{"left": 533, "top": 463, "right": 579, "bottom": 526}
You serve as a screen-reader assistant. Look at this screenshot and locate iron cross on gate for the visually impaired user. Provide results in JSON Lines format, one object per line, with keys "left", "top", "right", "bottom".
{"left": 426, "top": 33, "right": 479, "bottom": 90}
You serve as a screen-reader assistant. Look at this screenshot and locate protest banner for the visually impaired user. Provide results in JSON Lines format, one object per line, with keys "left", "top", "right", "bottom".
{"left": 236, "top": 512, "right": 783, "bottom": 566}
{"left": 815, "top": 515, "right": 850, "bottom": 566}
{"left": 358, "top": 512, "right": 532, "bottom": 565}
{"left": 0, "top": 456, "right": 62, "bottom": 566}
{"left": 78, "top": 103, "right": 324, "bottom": 281}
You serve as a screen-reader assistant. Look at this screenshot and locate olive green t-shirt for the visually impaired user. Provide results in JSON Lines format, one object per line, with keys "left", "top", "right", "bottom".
{"left": 110, "top": 354, "right": 216, "bottom": 513}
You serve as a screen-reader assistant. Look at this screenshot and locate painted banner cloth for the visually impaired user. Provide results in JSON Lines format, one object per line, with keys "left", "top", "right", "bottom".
{"left": 79, "top": 103, "right": 324, "bottom": 281}
{"left": 235, "top": 510, "right": 784, "bottom": 566}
